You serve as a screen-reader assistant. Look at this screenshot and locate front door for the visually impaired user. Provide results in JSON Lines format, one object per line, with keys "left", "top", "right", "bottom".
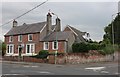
{"left": 18, "top": 46, "right": 22, "bottom": 57}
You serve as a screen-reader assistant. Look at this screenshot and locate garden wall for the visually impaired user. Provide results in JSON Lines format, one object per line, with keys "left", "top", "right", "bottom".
{"left": 3, "top": 51, "right": 119, "bottom": 64}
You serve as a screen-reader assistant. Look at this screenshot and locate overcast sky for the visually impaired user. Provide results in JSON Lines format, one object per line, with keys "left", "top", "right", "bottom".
{"left": 0, "top": 0, "right": 119, "bottom": 42}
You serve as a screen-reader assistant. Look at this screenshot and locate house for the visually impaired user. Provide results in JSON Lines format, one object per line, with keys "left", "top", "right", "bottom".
{"left": 64, "top": 25, "right": 87, "bottom": 43}
{"left": 4, "top": 12, "right": 87, "bottom": 56}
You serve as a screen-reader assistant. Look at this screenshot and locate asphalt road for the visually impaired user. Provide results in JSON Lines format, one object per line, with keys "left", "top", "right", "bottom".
{"left": 1, "top": 61, "right": 119, "bottom": 76}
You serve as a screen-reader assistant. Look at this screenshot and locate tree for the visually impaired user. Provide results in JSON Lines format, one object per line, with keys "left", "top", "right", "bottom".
{"left": 0, "top": 41, "right": 6, "bottom": 56}
{"left": 103, "top": 14, "right": 120, "bottom": 45}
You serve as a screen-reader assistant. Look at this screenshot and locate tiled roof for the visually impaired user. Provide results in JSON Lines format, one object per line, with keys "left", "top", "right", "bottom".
{"left": 41, "top": 31, "right": 73, "bottom": 41}
{"left": 5, "top": 22, "right": 46, "bottom": 36}
{"left": 68, "top": 25, "right": 86, "bottom": 42}
{"left": 68, "top": 26, "right": 86, "bottom": 35}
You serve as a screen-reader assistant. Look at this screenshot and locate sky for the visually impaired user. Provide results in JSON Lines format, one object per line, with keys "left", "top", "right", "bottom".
{"left": 0, "top": 0, "right": 119, "bottom": 42}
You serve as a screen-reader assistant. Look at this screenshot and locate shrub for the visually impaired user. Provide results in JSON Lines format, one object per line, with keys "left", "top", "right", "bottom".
{"left": 98, "top": 44, "right": 114, "bottom": 55}
{"left": 32, "top": 50, "right": 49, "bottom": 59}
{"left": 87, "top": 43, "right": 100, "bottom": 50}
{"left": 2, "top": 43, "right": 6, "bottom": 56}
{"left": 72, "top": 42, "right": 89, "bottom": 53}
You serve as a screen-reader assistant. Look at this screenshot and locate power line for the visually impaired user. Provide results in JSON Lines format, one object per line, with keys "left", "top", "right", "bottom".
{"left": 1, "top": 0, "right": 48, "bottom": 27}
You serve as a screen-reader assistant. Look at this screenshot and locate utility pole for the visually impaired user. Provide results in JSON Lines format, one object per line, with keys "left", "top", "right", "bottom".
{"left": 111, "top": 12, "right": 120, "bottom": 61}
{"left": 55, "top": 32, "right": 58, "bottom": 64}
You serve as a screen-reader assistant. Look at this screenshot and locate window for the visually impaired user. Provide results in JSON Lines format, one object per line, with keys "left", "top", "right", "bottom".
{"left": 28, "top": 34, "right": 33, "bottom": 41}
{"left": 44, "top": 42, "right": 49, "bottom": 50}
{"left": 7, "top": 44, "right": 14, "bottom": 54}
{"left": 26, "top": 44, "right": 35, "bottom": 54}
{"left": 18, "top": 35, "right": 22, "bottom": 42}
{"left": 52, "top": 41, "right": 58, "bottom": 50}
{"left": 9, "top": 36, "right": 13, "bottom": 42}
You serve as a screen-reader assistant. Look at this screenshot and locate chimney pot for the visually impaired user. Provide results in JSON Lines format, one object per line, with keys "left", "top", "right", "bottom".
{"left": 13, "top": 20, "right": 18, "bottom": 27}
{"left": 46, "top": 12, "right": 52, "bottom": 35}
{"left": 55, "top": 17, "right": 61, "bottom": 32}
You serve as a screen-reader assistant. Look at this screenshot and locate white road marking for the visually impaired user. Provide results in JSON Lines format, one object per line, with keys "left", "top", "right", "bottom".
{"left": 101, "top": 71, "right": 109, "bottom": 74}
{"left": 31, "top": 66, "right": 39, "bottom": 67}
{"left": 3, "top": 74, "right": 23, "bottom": 75}
{"left": 38, "top": 71, "right": 54, "bottom": 74}
{"left": 115, "top": 72, "right": 120, "bottom": 75}
{"left": 23, "top": 65, "right": 38, "bottom": 68}
{"left": 39, "top": 71, "right": 50, "bottom": 73}
{"left": 85, "top": 67, "right": 106, "bottom": 72}
{"left": 23, "top": 66, "right": 30, "bottom": 67}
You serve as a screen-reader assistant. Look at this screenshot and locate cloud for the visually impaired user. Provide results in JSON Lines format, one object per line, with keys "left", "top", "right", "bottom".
{"left": 1, "top": 2, "right": 118, "bottom": 42}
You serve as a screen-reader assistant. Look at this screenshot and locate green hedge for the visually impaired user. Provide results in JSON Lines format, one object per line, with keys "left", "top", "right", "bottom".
{"left": 72, "top": 42, "right": 89, "bottom": 53}
{"left": 31, "top": 50, "right": 49, "bottom": 59}
{"left": 98, "top": 45, "right": 114, "bottom": 55}
{"left": 72, "top": 42, "right": 105, "bottom": 53}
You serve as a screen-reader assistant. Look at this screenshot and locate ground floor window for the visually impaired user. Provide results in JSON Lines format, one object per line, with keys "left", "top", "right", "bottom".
{"left": 26, "top": 44, "right": 35, "bottom": 54}
{"left": 43, "top": 42, "right": 49, "bottom": 50}
{"left": 7, "top": 44, "right": 14, "bottom": 54}
{"left": 52, "top": 41, "right": 58, "bottom": 50}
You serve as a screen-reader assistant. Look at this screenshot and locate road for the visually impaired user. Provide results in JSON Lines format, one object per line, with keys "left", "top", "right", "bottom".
{"left": 1, "top": 61, "right": 119, "bottom": 76}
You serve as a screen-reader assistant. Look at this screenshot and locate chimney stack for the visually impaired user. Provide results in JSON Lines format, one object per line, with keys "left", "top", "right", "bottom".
{"left": 46, "top": 13, "right": 52, "bottom": 34}
{"left": 13, "top": 20, "right": 18, "bottom": 27}
{"left": 55, "top": 17, "right": 61, "bottom": 32}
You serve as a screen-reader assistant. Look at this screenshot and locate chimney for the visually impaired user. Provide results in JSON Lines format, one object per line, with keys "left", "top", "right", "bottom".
{"left": 55, "top": 17, "right": 61, "bottom": 32}
{"left": 46, "top": 13, "right": 52, "bottom": 34}
{"left": 13, "top": 20, "right": 18, "bottom": 27}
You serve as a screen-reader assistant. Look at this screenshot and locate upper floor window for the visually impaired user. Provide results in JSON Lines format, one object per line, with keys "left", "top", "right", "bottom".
{"left": 18, "top": 35, "right": 22, "bottom": 42}
{"left": 28, "top": 34, "right": 33, "bottom": 41}
{"left": 9, "top": 36, "right": 13, "bottom": 42}
{"left": 52, "top": 41, "right": 58, "bottom": 50}
{"left": 43, "top": 42, "right": 49, "bottom": 50}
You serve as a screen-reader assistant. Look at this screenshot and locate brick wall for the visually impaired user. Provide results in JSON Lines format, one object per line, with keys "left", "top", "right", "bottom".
{"left": 5, "top": 33, "right": 66, "bottom": 56}
{"left": 3, "top": 51, "right": 119, "bottom": 64}
{"left": 3, "top": 56, "right": 45, "bottom": 63}
{"left": 5, "top": 33, "right": 42, "bottom": 55}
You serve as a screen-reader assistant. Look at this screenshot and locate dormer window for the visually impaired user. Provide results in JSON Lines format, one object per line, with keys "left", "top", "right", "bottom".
{"left": 9, "top": 36, "right": 13, "bottom": 42}
{"left": 18, "top": 35, "right": 22, "bottom": 42}
{"left": 28, "top": 34, "right": 33, "bottom": 41}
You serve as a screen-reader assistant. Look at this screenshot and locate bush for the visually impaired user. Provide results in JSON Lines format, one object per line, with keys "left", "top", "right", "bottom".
{"left": 98, "top": 44, "right": 114, "bottom": 55}
{"left": 87, "top": 43, "right": 100, "bottom": 50}
{"left": 72, "top": 42, "right": 102, "bottom": 53}
{"left": 72, "top": 42, "right": 89, "bottom": 53}
{"left": 32, "top": 50, "right": 49, "bottom": 59}
{"left": 2, "top": 43, "right": 6, "bottom": 56}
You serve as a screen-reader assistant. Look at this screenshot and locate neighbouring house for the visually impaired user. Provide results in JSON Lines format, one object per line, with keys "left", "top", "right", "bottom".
{"left": 64, "top": 25, "right": 87, "bottom": 43}
{"left": 4, "top": 12, "right": 87, "bottom": 56}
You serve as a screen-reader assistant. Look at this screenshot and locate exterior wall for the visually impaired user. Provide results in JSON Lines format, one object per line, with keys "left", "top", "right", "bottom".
{"left": 64, "top": 26, "right": 77, "bottom": 42}
{"left": 42, "top": 41, "right": 65, "bottom": 53}
{"left": 63, "top": 26, "right": 70, "bottom": 32}
{"left": 63, "top": 27, "right": 75, "bottom": 52}
{"left": 4, "top": 33, "right": 41, "bottom": 56}
{"left": 4, "top": 33, "right": 66, "bottom": 56}
{"left": 67, "top": 33, "right": 75, "bottom": 52}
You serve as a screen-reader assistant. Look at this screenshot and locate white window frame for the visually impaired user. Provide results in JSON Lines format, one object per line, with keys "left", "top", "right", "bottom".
{"left": 28, "top": 34, "right": 33, "bottom": 41}
{"left": 18, "top": 35, "right": 22, "bottom": 42}
{"left": 26, "top": 44, "right": 35, "bottom": 55}
{"left": 9, "top": 36, "right": 13, "bottom": 42}
{"left": 43, "top": 42, "right": 49, "bottom": 50}
{"left": 52, "top": 41, "right": 58, "bottom": 50}
{"left": 6, "top": 44, "right": 14, "bottom": 54}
